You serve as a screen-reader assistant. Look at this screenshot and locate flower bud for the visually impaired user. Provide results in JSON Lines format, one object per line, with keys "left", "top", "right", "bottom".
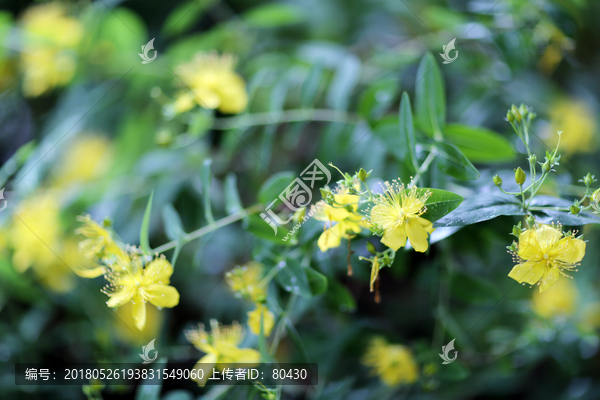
{"left": 583, "top": 173, "right": 595, "bottom": 187}
{"left": 506, "top": 111, "right": 514, "bottom": 123}
{"left": 514, "top": 167, "right": 526, "bottom": 185}
{"left": 525, "top": 215, "right": 536, "bottom": 228}
{"left": 493, "top": 175, "right": 503, "bottom": 187}
{"left": 512, "top": 224, "right": 522, "bottom": 237}
{"left": 528, "top": 154, "right": 537, "bottom": 166}
{"left": 569, "top": 204, "right": 580, "bottom": 215}
{"left": 366, "top": 241, "right": 377, "bottom": 255}
{"left": 511, "top": 105, "right": 521, "bottom": 122}
{"left": 592, "top": 188, "right": 600, "bottom": 204}
{"left": 541, "top": 160, "right": 551, "bottom": 173}
{"left": 358, "top": 168, "right": 370, "bottom": 182}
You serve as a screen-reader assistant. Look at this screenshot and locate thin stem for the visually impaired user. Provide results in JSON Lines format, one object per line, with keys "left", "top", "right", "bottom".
{"left": 412, "top": 150, "right": 437, "bottom": 186}
{"left": 152, "top": 204, "right": 263, "bottom": 253}
{"left": 269, "top": 293, "right": 297, "bottom": 355}
{"left": 212, "top": 109, "right": 358, "bottom": 130}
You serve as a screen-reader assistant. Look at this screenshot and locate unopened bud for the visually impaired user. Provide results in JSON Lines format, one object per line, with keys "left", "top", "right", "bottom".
{"left": 592, "top": 188, "right": 600, "bottom": 204}
{"left": 493, "top": 175, "right": 503, "bottom": 187}
{"left": 583, "top": 173, "right": 595, "bottom": 187}
{"left": 528, "top": 154, "right": 537, "bottom": 166}
{"left": 358, "top": 168, "right": 370, "bottom": 182}
{"left": 515, "top": 167, "right": 526, "bottom": 185}
{"left": 542, "top": 160, "right": 551, "bottom": 173}
{"left": 526, "top": 215, "right": 536, "bottom": 228}
{"left": 366, "top": 241, "right": 377, "bottom": 255}
{"left": 570, "top": 204, "right": 580, "bottom": 215}
{"left": 512, "top": 224, "right": 522, "bottom": 237}
{"left": 506, "top": 111, "right": 514, "bottom": 123}
{"left": 511, "top": 105, "right": 521, "bottom": 122}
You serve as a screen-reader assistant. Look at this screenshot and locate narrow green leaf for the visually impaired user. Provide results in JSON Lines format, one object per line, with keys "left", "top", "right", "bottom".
{"left": 161, "top": 0, "right": 217, "bottom": 37}
{"left": 300, "top": 64, "right": 323, "bottom": 108}
{"left": 444, "top": 124, "right": 516, "bottom": 163}
{"left": 306, "top": 266, "right": 328, "bottom": 296}
{"left": 436, "top": 141, "right": 480, "bottom": 180}
{"left": 162, "top": 203, "right": 185, "bottom": 241}
{"left": 285, "top": 320, "right": 311, "bottom": 364}
{"left": 399, "top": 92, "right": 418, "bottom": 169}
{"left": 327, "top": 54, "right": 361, "bottom": 110}
{"left": 258, "top": 171, "right": 296, "bottom": 204}
{"left": 415, "top": 52, "right": 445, "bottom": 135}
{"left": 140, "top": 192, "right": 154, "bottom": 253}
{"left": 224, "top": 173, "right": 244, "bottom": 215}
{"left": 201, "top": 159, "right": 215, "bottom": 224}
{"left": 276, "top": 259, "right": 311, "bottom": 297}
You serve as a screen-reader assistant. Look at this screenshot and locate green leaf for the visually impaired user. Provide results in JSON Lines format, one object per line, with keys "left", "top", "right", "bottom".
{"left": 306, "top": 266, "right": 328, "bottom": 296}
{"left": 243, "top": 3, "right": 306, "bottom": 28}
{"left": 415, "top": 52, "right": 445, "bottom": 135}
{"left": 435, "top": 193, "right": 525, "bottom": 227}
{"left": 140, "top": 192, "right": 154, "bottom": 253}
{"left": 358, "top": 77, "right": 398, "bottom": 123}
{"left": 162, "top": 203, "right": 185, "bottom": 242}
{"left": 276, "top": 259, "right": 311, "bottom": 297}
{"left": 300, "top": 64, "right": 323, "bottom": 108}
{"left": 437, "top": 360, "right": 469, "bottom": 381}
{"left": 529, "top": 195, "right": 600, "bottom": 225}
{"left": 224, "top": 173, "right": 244, "bottom": 215}
{"left": 451, "top": 273, "right": 501, "bottom": 304}
{"left": 327, "top": 54, "right": 361, "bottom": 111}
{"left": 326, "top": 280, "right": 356, "bottom": 312}
{"left": 161, "top": 0, "right": 217, "bottom": 37}
{"left": 420, "top": 188, "right": 464, "bottom": 222}
{"left": 201, "top": 159, "right": 215, "bottom": 224}
{"left": 435, "top": 141, "right": 480, "bottom": 180}
{"left": 258, "top": 171, "right": 296, "bottom": 205}
{"left": 372, "top": 117, "right": 404, "bottom": 160}
{"left": 443, "top": 124, "right": 516, "bottom": 163}
{"left": 244, "top": 215, "right": 294, "bottom": 244}
{"left": 398, "top": 92, "right": 418, "bottom": 169}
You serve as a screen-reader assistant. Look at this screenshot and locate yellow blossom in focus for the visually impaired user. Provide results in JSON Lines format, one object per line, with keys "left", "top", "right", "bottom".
{"left": 173, "top": 52, "right": 248, "bottom": 114}
{"left": 185, "top": 320, "right": 260, "bottom": 386}
{"left": 546, "top": 98, "right": 596, "bottom": 155}
{"left": 247, "top": 303, "right": 275, "bottom": 337}
{"left": 531, "top": 276, "right": 577, "bottom": 318}
{"left": 508, "top": 224, "right": 585, "bottom": 292}
{"left": 225, "top": 262, "right": 266, "bottom": 302}
{"left": 369, "top": 182, "right": 434, "bottom": 253}
{"left": 19, "top": 3, "right": 83, "bottom": 97}
{"left": 104, "top": 255, "right": 179, "bottom": 330}
{"left": 316, "top": 191, "right": 364, "bottom": 252}
{"left": 52, "top": 135, "right": 112, "bottom": 187}
{"left": 362, "top": 337, "right": 419, "bottom": 387}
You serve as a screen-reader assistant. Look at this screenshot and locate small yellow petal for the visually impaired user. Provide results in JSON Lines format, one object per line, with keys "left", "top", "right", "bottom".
{"left": 247, "top": 304, "right": 275, "bottom": 337}
{"left": 145, "top": 284, "right": 180, "bottom": 308}
{"left": 380, "top": 224, "right": 407, "bottom": 251}
{"left": 539, "top": 267, "right": 560, "bottom": 292}
{"left": 143, "top": 259, "right": 174, "bottom": 285}
{"left": 406, "top": 218, "right": 430, "bottom": 253}
{"left": 106, "top": 289, "right": 134, "bottom": 308}
{"left": 551, "top": 237, "right": 586, "bottom": 264}
{"left": 132, "top": 297, "right": 147, "bottom": 330}
{"left": 317, "top": 223, "right": 344, "bottom": 252}
{"left": 508, "top": 261, "right": 545, "bottom": 285}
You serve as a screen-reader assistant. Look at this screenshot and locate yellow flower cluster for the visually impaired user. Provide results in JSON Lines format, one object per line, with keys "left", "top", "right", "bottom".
{"left": 362, "top": 337, "right": 419, "bottom": 387}
{"left": 315, "top": 189, "right": 364, "bottom": 252}
{"left": 173, "top": 52, "right": 248, "bottom": 115}
{"left": 185, "top": 320, "right": 260, "bottom": 386}
{"left": 19, "top": 3, "right": 83, "bottom": 97}
{"left": 52, "top": 135, "right": 113, "bottom": 187}
{"left": 226, "top": 262, "right": 275, "bottom": 336}
{"left": 508, "top": 223, "right": 585, "bottom": 292}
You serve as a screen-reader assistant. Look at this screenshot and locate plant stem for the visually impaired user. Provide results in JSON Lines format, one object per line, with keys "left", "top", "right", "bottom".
{"left": 212, "top": 109, "right": 358, "bottom": 130}
{"left": 412, "top": 150, "right": 437, "bottom": 185}
{"left": 152, "top": 204, "right": 263, "bottom": 253}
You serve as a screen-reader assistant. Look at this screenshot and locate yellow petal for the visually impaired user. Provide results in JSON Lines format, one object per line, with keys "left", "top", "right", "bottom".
{"left": 192, "top": 353, "right": 217, "bottom": 386}
{"left": 143, "top": 259, "right": 174, "bottom": 285}
{"left": 225, "top": 347, "right": 261, "bottom": 364}
{"left": 192, "top": 87, "right": 221, "bottom": 109}
{"left": 539, "top": 267, "right": 560, "bottom": 293}
{"left": 517, "top": 229, "right": 543, "bottom": 261}
{"left": 380, "top": 224, "right": 407, "bottom": 251}
{"left": 317, "top": 223, "right": 343, "bottom": 252}
{"left": 132, "top": 296, "right": 146, "bottom": 330}
{"left": 247, "top": 304, "right": 275, "bottom": 336}
{"left": 406, "top": 218, "right": 430, "bottom": 253}
{"left": 536, "top": 225, "right": 562, "bottom": 253}
{"left": 550, "top": 237, "right": 586, "bottom": 264}
{"left": 370, "top": 204, "right": 396, "bottom": 230}
{"left": 106, "top": 289, "right": 134, "bottom": 308}
{"left": 74, "top": 265, "right": 105, "bottom": 278}
{"left": 145, "top": 284, "right": 180, "bottom": 308}
{"left": 416, "top": 216, "right": 435, "bottom": 234}
{"left": 508, "top": 261, "right": 545, "bottom": 285}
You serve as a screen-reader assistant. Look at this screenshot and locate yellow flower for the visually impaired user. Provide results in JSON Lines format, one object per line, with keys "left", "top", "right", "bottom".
{"left": 114, "top": 302, "right": 164, "bottom": 345}
{"left": 185, "top": 320, "right": 260, "bottom": 386}
{"left": 104, "top": 256, "right": 179, "bottom": 330}
{"left": 76, "top": 215, "right": 126, "bottom": 264}
{"left": 362, "top": 337, "right": 419, "bottom": 387}
{"left": 19, "top": 3, "right": 83, "bottom": 97}
{"left": 173, "top": 52, "right": 248, "bottom": 114}
{"left": 508, "top": 224, "right": 585, "bottom": 292}
{"left": 369, "top": 182, "right": 434, "bottom": 252}
{"left": 52, "top": 135, "right": 112, "bottom": 187}
{"left": 226, "top": 262, "right": 266, "bottom": 302}
{"left": 531, "top": 276, "right": 577, "bottom": 318}
{"left": 247, "top": 303, "right": 275, "bottom": 337}
{"left": 316, "top": 192, "right": 364, "bottom": 252}
{"left": 546, "top": 98, "right": 596, "bottom": 155}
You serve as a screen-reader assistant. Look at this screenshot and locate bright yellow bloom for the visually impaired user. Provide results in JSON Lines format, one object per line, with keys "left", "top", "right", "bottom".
{"left": 247, "top": 303, "right": 275, "bottom": 337}
{"left": 362, "top": 337, "right": 419, "bottom": 387}
{"left": 52, "top": 135, "right": 112, "bottom": 187}
{"left": 316, "top": 192, "right": 363, "bottom": 252}
{"left": 185, "top": 320, "right": 260, "bottom": 386}
{"left": 104, "top": 256, "right": 179, "bottom": 330}
{"left": 369, "top": 182, "right": 434, "bottom": 252}
{"left": 226, "top": 262, "right": 266, "bottom": 302}
{"left": 508, "top": 224, "right": 585, "bottom": 292}
{"left": 546, "top": 98, "right": 596, "bottom": 155}
{"left": 531, "top": 276, "right": 577, "bottom": 318}
{"left": 19, "top": 3, "right": 83, "bottom": 97}
{"left": 76, "top": 215, "right": 126, "bottom": 264}
{"left": 173, "top": 52, "right": 248, "bottom": 114}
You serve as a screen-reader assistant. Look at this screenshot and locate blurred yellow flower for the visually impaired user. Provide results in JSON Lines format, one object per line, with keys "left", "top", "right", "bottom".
{"left": 226, "top": 262, "right": 266, "bottom": 303}
{"left": 546, "top": 98, "right": 597, "bottom": 155}
{"left": 173, "top": 52, "right": 248, "bottom": 114}
{"left": 115, "top": 302, "right": 164, "bottom": 345}
{"left": 247, "top": 303, "right": 275, "bottom": 337}
{"left": 362, "top": 337, "right": 419, "bottom": 387}
{"left": 508, "top": 224, "right": 585, "bottom": 292}
{"left": 53, "top": 135, "right": 112, "bottom": 187}
{"left": 104, "top": 256, "right": 179, "bottom": 330}
{"left": 76, "top": 215, "right": 125, "bottom": 264}
{"left": 369, "top": 182, "right": 434, "bottom": 252}
{"left": 19, "top": 3, "right": 83, "bottom": 97}
{"left": 316, "top": 191, "right": 363, "bottom": 252}
{"left": 185, "top": 320, "right": 260, "bottom": 386}
{"left": 531, "top": 276, "right": 577, "bottom": 318}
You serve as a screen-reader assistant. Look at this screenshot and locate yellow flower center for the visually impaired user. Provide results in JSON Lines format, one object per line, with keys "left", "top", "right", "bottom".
{"left": 543, "top": 254, "right": 549, "bottom": 260}
{"left": 135, "top": 280, "right": 141, "bottom": 288}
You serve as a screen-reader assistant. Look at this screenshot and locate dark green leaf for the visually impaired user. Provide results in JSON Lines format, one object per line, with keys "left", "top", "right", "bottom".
{"left": 162, "top": 203, "right": 184, "bottom": 242}
{"left": 224, "top": 173, "right": 244, "bottom": 215}
{"left": 326, "top": 280, "right": 356, "bottom": 312}
{"left": 258, "top": 171, "right": 296, "bottom": 205}
{"left": 244, "top": 214, "right": 294, "bottom": 244}
{"left": 435, "top": 193, "right": 525, "bottom": 227}
{"left": 436, "top": 141, "right": 480, "bottom": 180}
{"left": 399, "top": 92, "right": 418, "bottom": 169}
{"left": 201, "top": 159, "right": 214, "bottom": 224}
{"left": 530, "top": 195, "right": 600, "bottom": 225}
{"left": 276, "top": 258, "right": 311, "bottom": 297}
{"left": 451, "top": 273, "right": 501, "bottom": 303}
{"left": 327, "top": 54, "right": 361, "bottom": 110}
{"left": 140, "top": 192, "right": 154, "bottom": 252}
{"left": 415, "top": 52, "right": 445, "bottom": 135}
{"left": 306, "top": 266, "right": 328, "bottom": 296}
{"left": 444, "top": 124, "right": 516, "bottom": 163}
{"left": 421, "top": 188, "right": 464, "bottom": 222}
